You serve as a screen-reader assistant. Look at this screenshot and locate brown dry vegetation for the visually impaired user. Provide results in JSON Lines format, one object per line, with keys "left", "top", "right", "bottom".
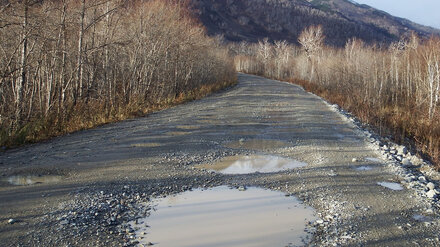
{"left": 0, "top": 0, "right": 236, "bottom": 147}
{"left": 232, "top": 28, "right": 440, "bottom": 169}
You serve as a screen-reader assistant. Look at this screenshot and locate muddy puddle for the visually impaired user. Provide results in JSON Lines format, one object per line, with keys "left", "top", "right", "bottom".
{"left": 5, "top": 175, "right": 63, "bottom": 186}
{"left": 377, "top": 182, "right": 404, "bottom": 191}
{"left": 199, "top": 155, "right": 307, "bottom": 174}
{"left": 225, "top": 139, "right": 290, "bottom": 151}
{"left": 131, "top": 186, "right": 316, "bottom": 247}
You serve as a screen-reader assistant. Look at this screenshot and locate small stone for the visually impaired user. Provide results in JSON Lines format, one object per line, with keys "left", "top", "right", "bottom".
{"left": 427, "top": 182, "right": 435, "bottom": 190}
{"left": 8, "top": 219, "right": 16, "bottom": 224}
{"left": 426, "top": 190, "right": 436, "bottom": 198}
{"left": 352, "top": 158, "right": 359, "bottom": 162}
{"left": 402, "top": 159, "right": 412, "bottom": 167}
{"left": 398, "top": 146, "right": 408, "bottom": 155}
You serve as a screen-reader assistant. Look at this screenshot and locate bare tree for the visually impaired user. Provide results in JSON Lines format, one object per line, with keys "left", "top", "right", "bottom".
{"left": 298, "top": 25, "right": 324, "bottom": 81}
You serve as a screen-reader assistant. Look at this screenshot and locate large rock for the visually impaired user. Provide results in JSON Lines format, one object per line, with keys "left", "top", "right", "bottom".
{"left": 402, "top": 159, "right": 412, "bottom": 167}
{"left": 426, "top": 190, "right": 437, "bottom": 199}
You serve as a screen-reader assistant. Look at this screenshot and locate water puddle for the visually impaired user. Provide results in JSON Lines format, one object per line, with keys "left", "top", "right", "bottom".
{"left": 353, "top": 166, "right": 375, "bottom": 171}
{"left": 131, "top": 143, "right": 162, "bottom": 148}
{"left": 366, "top": 157, "right": 383, "bottom": 163}
{"left": 199, "top": 155, "right": 307, "bottom": 174}
{"left": 130, "top": 186, "right": 316, "bottom": 247}
{"left": 225, "top": 139, "right": 289, "bottom": 151}
{"left": 377, "top": 182, "right": 404, "bottom": 191}
{"left": 413, "top": 214, "right": 433, "bottom": 222}
{"left": 5, "top": 175, "right": 63, "bottom": 186}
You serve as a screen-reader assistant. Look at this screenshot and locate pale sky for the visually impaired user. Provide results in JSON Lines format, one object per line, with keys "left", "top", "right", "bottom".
{"left": 354, "top": 0, "right": 440, "bottom": 29}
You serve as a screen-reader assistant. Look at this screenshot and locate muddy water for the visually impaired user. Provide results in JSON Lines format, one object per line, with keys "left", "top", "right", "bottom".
{"left": 5, "top": 175, "right": 63, "bottom": 186}
{"left": 199, "top": 155, "right": 307, "bottom": 174}
{"left": 131, "top": 186, "right": 316, "bottom": 247}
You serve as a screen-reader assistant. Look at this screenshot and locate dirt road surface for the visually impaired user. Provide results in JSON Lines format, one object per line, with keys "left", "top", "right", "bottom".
{"left": 1, "top": 74, "right": 439, "bottom": 246}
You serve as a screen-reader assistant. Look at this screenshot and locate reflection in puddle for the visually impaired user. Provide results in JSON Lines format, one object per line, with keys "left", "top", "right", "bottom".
{"left": 225, "top": 139, "right": 289, "bottom": 151}
{"left": 200, "top": 155, "right": 307, "bottom": 174}
{"left": 354, "top": 166, "right": 375, "bottom": 171}
{"left": 377, "top": 182, "right": 404, "bottom": 191}
{"left": 131, "top": 186, "right": 316, "bottom": 247}
{"left": 6, "top": 175, "right": 63, "bottom": 186}
{"left": 131, "top": 143, "right": 162, "bottom": 148}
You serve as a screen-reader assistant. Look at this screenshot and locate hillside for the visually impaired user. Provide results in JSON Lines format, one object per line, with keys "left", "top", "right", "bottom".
{"left": 190, "top": 0, "right": 440, "bottom": 46}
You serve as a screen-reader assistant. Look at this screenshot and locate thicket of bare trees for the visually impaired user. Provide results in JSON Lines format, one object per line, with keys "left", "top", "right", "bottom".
{"left": 232, "top": 28, "right": 440, "bottom": 168}
{"left": 0, "top": 0, "right": 236, "bottom": 145}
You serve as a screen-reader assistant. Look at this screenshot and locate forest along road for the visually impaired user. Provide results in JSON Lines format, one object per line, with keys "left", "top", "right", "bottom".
{"left": 0, "top": 74, "right": 439, "bottom": 246}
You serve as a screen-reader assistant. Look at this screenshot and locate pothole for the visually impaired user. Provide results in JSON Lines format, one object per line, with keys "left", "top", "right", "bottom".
{"left": 377, "top": 182, "right": 404, "bottom": 191}
{"left": 225, "top": 139, "right": 290, "bottom": 151}
{"left": 130, "top": 186, "right": 316, "bottom": 247}
{"left": 199, "top": 155, "right": 307, "bottom": 174}
{"left": 5, "top": 175, "right": 63, "bottom": 186}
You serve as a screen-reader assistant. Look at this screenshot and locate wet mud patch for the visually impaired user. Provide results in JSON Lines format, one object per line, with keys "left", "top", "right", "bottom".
{"left": 130, "top": 186, "right": 316, "bottom": 247}
{"left": 225, "top": 139, "right": 290, "bottom": 151}
{"left": 4, "top": 175, "right": 64, "bottom": 186}
{"left": 199, "top": 155, "right": 307, "bottom": 174}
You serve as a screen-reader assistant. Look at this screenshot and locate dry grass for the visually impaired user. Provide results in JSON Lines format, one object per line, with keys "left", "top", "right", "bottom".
{"left": 1, "top": 80, "right": 236, "bottom": 148}
{"left": 292, "top": 78, "right": 440, "bottom": 169}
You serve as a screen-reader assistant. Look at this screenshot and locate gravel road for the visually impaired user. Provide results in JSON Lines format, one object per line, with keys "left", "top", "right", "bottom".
{"left": 1, "top": 73, "right": 439, "bottom": 246}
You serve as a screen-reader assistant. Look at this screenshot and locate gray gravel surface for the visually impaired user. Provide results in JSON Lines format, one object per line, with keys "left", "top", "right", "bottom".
{"left": 0, "top": 73, "right": 439, "bottom": 246}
